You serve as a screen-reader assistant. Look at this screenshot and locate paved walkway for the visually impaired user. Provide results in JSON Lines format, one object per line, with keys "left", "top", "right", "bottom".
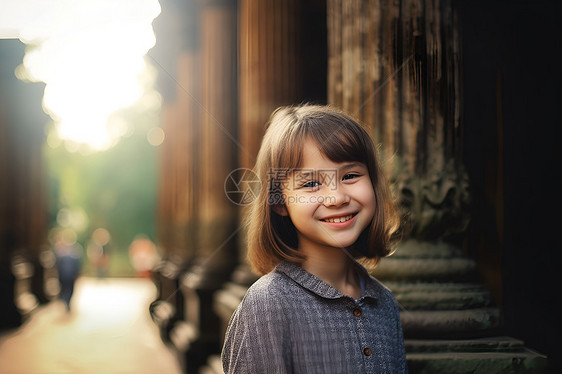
{"left": 0, "top": 277, "right": 183, "bottom": 374}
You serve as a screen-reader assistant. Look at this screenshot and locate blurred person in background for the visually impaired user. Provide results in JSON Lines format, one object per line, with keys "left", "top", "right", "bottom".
{"left": 128, "top": 234, "right": 160, "bottom": 278}
{"left": 54, "top": 229, "right": 83, "bottom": 312}
{"left": 87, "top": 228, "right": 111, "bottom": 278}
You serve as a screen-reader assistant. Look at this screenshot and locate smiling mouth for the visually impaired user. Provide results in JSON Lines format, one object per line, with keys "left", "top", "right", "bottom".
{"left": 321, "top": 213, "right": 356, "bottom": 223}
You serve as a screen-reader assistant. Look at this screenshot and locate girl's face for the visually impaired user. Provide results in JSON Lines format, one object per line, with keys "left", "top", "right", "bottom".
{"left": 277, "top": 138, "right": 376, "bottom": 254}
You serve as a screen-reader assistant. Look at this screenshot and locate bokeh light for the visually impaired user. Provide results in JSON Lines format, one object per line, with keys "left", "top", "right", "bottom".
{"left": 146, "top": 126, "right": 165, "bottom": 146}
{"left": 1, "top": 0, "right": 162, "bottom": 151}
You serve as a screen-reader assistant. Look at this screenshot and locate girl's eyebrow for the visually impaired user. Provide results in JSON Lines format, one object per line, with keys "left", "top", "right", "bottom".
{"left": 340, "top": 162, "right": 365, "bottom": 171}
{"left": 292, "top": 163, "right": 364, "bottom": 179}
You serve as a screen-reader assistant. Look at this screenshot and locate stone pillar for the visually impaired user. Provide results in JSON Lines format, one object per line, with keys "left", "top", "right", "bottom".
{"left": 195, "top": 0, "right": 238, "bottom": 273}
{"left": 0, "top": 39, "right": 50, "bottom": 328}
{"left": 329, "top": 0, "right": 464, "bottom": 178}
{"left": 238, "top": 0, "right": 302, "bottom": 169}
{"left": 176, "top": 1, "right": 239, "bottom": 372}
{"left": 328, "top": 0, "right": 471, "bottom": 329}
{"left": 153, "top": 0, "right": 200, "bottom": 262}
{"left": 213, "top": 0, "right": 309, "bottom": 351}
{"left": 149, "top": 0, "right": 199, "bottom": 364}
{"left": 198, "top": 4, "right": 329, "bottom": 373}
{"left": 235, "top": 0, "right": 304, "bottom": 277}
{"left": 327, "top": 0, "right": 548, "bottom": 372}
{"left": 151, "top": 1, "right": 240, "bottom": 371}
{"left": 233, "top": 0, "right": 305, "bottom": 274}
{"left": 157, "top": 53, "right": 200, "bottom": 262}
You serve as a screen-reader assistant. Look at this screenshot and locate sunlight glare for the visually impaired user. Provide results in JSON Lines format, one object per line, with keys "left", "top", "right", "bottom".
{"left": 1, "top": 0, "right": 161, "bottom": 151}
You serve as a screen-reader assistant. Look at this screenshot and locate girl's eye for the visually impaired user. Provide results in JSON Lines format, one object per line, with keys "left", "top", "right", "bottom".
{"left": 342, "top": 173, "right": 360, "bottom": 181}
{"left": 301, "top": 180, "right": 320, "bottom": 188}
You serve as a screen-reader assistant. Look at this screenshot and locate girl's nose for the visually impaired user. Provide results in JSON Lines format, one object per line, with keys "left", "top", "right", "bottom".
{"left": 323, "top": 186, "right": 350, "bottom": 207}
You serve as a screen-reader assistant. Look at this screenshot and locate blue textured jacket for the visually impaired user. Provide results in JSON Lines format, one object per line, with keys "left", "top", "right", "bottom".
{"left": 222, "top": 261, "right": 408, "bottom": 373}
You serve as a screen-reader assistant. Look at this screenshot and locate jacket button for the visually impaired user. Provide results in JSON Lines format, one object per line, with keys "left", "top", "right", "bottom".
{"left": 353, "top": 308, "right": 362, "bottom": 317}
{"left": 363, "top": 347, "right": 372, "bottom": 356}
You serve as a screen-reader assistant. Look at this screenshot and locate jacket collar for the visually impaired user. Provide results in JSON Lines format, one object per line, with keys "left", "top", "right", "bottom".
{"left": 275, "top": 260, "right": 383, "bottom": 301}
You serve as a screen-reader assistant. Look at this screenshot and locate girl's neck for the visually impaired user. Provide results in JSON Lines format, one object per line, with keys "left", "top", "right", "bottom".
{"left": 300, "top": 241, "right": 361, "bottom": 299}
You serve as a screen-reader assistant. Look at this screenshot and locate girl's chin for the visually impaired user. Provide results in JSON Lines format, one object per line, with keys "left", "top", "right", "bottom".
{"left": 323, "top": 237, "right": 360, "bottom": 250}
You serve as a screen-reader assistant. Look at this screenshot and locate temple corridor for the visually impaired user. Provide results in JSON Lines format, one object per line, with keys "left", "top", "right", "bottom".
{"left": 1, "top": 1, "right": 561, "bottom": 372}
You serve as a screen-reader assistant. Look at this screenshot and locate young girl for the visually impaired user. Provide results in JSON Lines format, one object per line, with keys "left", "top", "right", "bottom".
{"left": 221, "top": 104, "right": 407, "bottom": 373}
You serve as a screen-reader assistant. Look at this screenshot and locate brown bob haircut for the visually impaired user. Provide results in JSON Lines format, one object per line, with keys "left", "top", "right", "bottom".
{"left": 246, "top": 104, "right": 399, "bottom": 276}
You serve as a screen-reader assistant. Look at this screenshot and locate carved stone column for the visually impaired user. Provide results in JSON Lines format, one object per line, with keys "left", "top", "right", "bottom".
{"left": 329, "top": 0, "right": 475, "bottom": 326}
{"left": 327, "top": 0, "right": 548, "bottom": 372}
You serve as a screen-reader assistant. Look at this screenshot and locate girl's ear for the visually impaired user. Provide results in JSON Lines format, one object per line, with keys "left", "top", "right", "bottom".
{"left": 272, "top": 203, "right": 289, "bottom": 216}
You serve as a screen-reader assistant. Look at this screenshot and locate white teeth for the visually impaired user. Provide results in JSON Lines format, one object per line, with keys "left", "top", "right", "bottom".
{"left": 324, "top": 214, "right": 353, "bottom": 223}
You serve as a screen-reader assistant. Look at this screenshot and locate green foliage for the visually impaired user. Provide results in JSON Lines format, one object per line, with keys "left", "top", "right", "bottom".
{"left": 44, "top": 107, "right": 160, "bottom": 277}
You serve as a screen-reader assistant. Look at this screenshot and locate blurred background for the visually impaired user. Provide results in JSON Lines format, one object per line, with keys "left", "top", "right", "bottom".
{"left": 0, "top": 0, "right": 561, "bottom": 373}
{"left": 1, "top": 0, "right": 162, "bottom": 278}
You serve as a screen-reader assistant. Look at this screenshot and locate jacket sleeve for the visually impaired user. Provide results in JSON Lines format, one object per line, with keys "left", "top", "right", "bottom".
{"left": 221, "top": 288, "right": 292, "bottom": 374}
